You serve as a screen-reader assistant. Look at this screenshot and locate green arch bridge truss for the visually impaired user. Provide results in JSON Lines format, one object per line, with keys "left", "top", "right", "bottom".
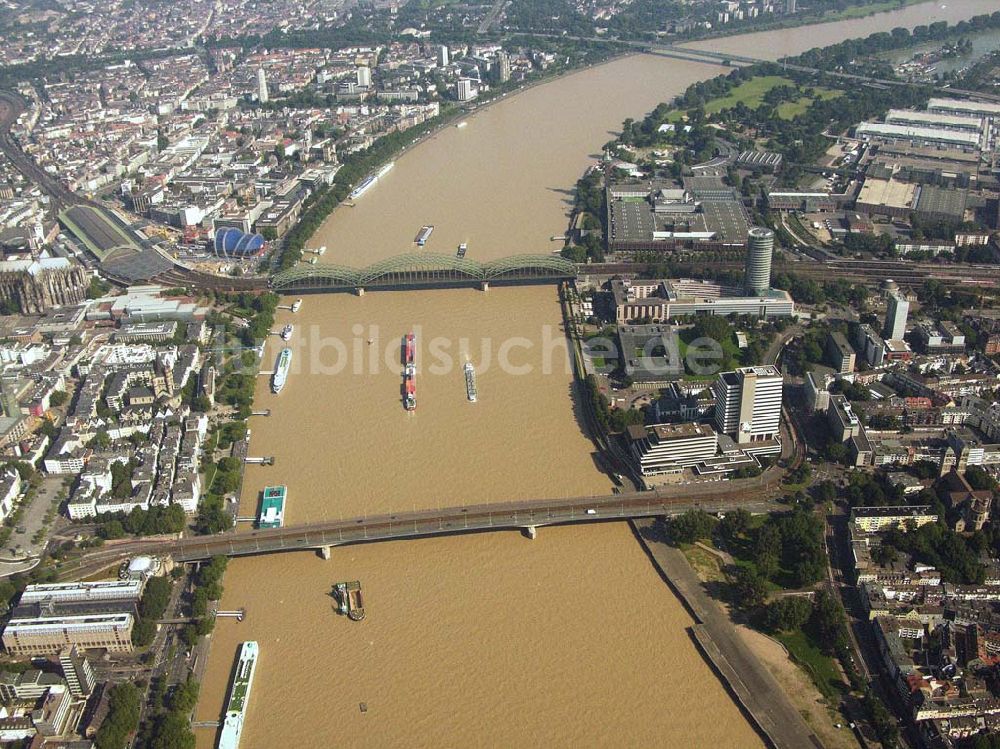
{"left": 270, "top": 253, "right": 576, "bottom": 292}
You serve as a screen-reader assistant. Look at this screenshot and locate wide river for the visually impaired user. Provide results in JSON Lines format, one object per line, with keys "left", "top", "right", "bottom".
{"left": 195, "top": 3, "right": 999, "bottom": 746}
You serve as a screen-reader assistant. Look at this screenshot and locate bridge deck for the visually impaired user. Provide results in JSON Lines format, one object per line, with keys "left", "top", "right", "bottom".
{"left": 167, "top": 480, "right": 780, "bottom": 561}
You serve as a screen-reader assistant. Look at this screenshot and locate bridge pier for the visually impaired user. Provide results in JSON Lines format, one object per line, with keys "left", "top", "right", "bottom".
{"left": 355, "top": 287, "right": 365, "bottom": 296}
{"left": 522, "top": 526, "right": 537, "bottom": 540}
{"left": 480, "top": 281, "right": 489, "bottom": 292}
{"left": 318, "top": 545, "right": 332, "bottom": 560}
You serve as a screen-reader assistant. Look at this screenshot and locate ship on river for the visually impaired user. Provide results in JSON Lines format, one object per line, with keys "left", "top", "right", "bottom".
{"left": 415, "top": 225, "right": 434, "bottom": 246}
{"left": 217, "top": 641, "right": 259, "bottom": 749}
{"left": 404, "top": 333, "right": 416, "bottom": 411}
{"left": 333, "top": 581, "right": 366, "bottom": 621}
{"left": 348, "top": 162, "right": 394, "bottom": 200}
{"left": 271, "top": 348, "right": 292, "bottom": 394}
{"left": 280, "top": 324, "right": 293, "bottom": 341}
{"left": 258, "top": 485, "right": 286, "bottom": 529}
{"left": 464, "top": 361, "right": 478, "bottom": 402}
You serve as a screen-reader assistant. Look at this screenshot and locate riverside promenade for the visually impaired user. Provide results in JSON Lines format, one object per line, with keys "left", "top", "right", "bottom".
{"left": 632, "top": 518, "right": 821, "bottom": 749}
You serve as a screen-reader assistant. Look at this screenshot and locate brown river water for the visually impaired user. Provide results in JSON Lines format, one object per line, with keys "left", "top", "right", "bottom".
{"left": 195, "top": 3, "right": 995, "bottom": 745}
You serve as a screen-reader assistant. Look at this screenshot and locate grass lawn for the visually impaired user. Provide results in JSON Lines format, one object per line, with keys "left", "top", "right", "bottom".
{"left": 681, "top": 543, "right": 727, "bottom": 583}
{"left": 774, "top": 629, "right": 843, "bottom": 701}
{"left": 704, "top": 76, "right": 795, "bottom": 114}
{"left": 665, "top": 77, "right": 843, "bottom": 123}
{"left": 776, "top": 88, "right": 842, "bottom": 119}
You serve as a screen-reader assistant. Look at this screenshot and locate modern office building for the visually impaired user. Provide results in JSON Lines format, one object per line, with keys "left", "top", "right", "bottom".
{"left": 59, "top": 646, "right": 96, "bottom": 699}
{"left": 2, "top": 613, "right": 135, "bottom": 655}
{"left": 356, "top": 66, "right": 372, "bottom": 88}
{"left": 19, "top": 580, "right": 144, "bottom": 607}
{"left": 744, "top": 227, "right": 774, "bottom": 296}
{"left": 884, "top": 290, "right": 909, "bottom": 341}
{"left": 627, "top": 422, "right": 719, "bottom": 475}
{"left": 611, "top": 278, "right": 793, "bottom": 323}
{"left": 257, "top": 68, "right": 268, "bottom": 104}
{"left": 713, "top": 366, "right": 783, "bottom": 453}
{"left": 436, "top": 45, "right": 450, "bottom": 67}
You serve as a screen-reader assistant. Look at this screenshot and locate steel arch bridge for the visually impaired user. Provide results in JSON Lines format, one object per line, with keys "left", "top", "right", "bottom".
{"left": 269, "top": 253, "right": 576, "bottom": 292}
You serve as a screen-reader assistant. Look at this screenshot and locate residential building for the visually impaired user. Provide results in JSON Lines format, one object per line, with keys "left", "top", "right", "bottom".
{"left": 826, "top": 331, "right": 856, "bottom": 374}
{"left": 885, "top": 290, "right": 909, "bottom": 341}
{"left": 852, "top": 505, "right": 938, "bottom": 533}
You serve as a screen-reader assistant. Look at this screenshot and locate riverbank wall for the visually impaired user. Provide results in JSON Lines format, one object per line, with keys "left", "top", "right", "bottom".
{"left": 630, "top": 517, "right": 820, "bottom": 749}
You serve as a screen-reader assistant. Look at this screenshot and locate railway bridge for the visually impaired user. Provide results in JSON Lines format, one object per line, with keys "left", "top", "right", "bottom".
{"left": 269, "top": 253, "right": 577, "bottom": 294}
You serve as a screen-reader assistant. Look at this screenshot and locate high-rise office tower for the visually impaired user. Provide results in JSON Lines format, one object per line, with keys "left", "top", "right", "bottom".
{"left": 744, "top": 227, "right": 774, "bottom": 297}
{"left": 713, "top": 365, "right": 783, "bottom": 447}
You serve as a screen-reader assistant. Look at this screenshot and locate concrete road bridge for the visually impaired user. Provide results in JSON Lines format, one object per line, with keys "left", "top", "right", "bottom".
{"left": 269, "top": 253, "right": 576, "bottom": 294}
{"left": 142, "top": 479, "right": 783, "bottom": 563}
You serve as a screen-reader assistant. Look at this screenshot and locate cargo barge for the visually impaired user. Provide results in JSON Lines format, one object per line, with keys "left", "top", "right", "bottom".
{"left": 333, "top": 580, "right": 366, "bottom": 621}
{"left": 217, "top": 641, "right": 259, "bottom": 749}
{"left": 403, "top": 333, "right": 416, "bottom": 411}
{"left": 414, "top": 225, "right": 434, "bottom": 246}
{"left": 464, "top": 361, "right": 478, "bottom": 402}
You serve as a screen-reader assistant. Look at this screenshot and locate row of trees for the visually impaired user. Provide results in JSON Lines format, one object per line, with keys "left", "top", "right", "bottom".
{"left": 137, "top": 676, "right": 199, "bottom": 749}
{"left": 180, "top": 556, "right": 228, "bottom": 647}
{"left": 95, "top": 683, "right": 142, "bottom": 749}
{"left": 95, "top": 504, "right": 187, "bottom": 540}
{"left": 132, "top": 576, "right": 173, "bottom": 647}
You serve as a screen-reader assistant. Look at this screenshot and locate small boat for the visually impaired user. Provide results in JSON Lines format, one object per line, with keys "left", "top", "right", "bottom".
{"left": 457, "top": 242, "right": 468, "bottom": 258}
{"left": 290, "top": 299, "right": 302, "bottom": 313}
{"left": 280, "top": 324, "right": 293, "bottom": 341}
{"left": 456, "top": 122, "right": 468, "bottom": 129}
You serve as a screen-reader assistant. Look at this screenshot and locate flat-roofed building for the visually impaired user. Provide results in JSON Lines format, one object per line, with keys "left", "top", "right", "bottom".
{"left": 19, "top": 580, "right": 143, "bottom": 606}
{"left": 2, "top": 612, "right": 134, "bottom": 655}
{"left": 856, "top": 121, "right": 982, "bottom": 151}
{"left": 0, "top": 670, "right": 65, "bottom": 702}
{"left": 885, "top": 109, "right": 984, "bottom": 132}
{"left": 927, "top": 97, "right": 1000, "bottom": 119}
{"left": 628, "top": 422, "right": 718, "bottom": 475}
{"left": 828, "top": 394, "right": 863, "bottom": 442}
{"left": 610, "top": 278, "right": 793, "bottom": 323}
{"left": 765, "top": 190, "right": 838, "bottom": 212}
{"left": 857, "top": 178, "right": 917, "bottom": 219}
{"left": 852, "top": 505, "right": 937, "bottom": 533}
